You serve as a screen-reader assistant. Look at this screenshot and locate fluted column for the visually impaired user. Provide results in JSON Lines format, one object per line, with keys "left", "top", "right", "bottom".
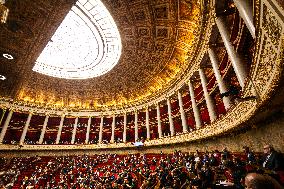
{"left": 178, "top": 91, "right": 188, "bottom": 133}
{"left": 188, "top": 81, "right": 202, "bottom": 129}
{"left": 98, "top": 116, "right": 103, "bottom": 143}
{"left": 38, "top": 115, "right": 49, "bottom": 144}
{"left": 85, "top": 117, "right": 91, "bottom": 144}
{"left": 167, "top": 98, "right": 175, "bottom": 136}
{"left": 56, "top": 114, "right": 65, "bottom": 144}
{"left": 199, "top": 68, "right": 217, "bottom": 122}
{"left": 134, "top": 110, "right": 138, "bottom": 142}
{"left": 156, "top": 103, "right": 162, "bottom": 138}
{"left": 123, "top": 113, "right": 127, "bottom": 142}
{"left": 19, "top": 112, "right": 33, "bottom": 145}
{"left": 146, "top": 107, "right": 150, "bottom": 139}
{"left": 71, "top": 117, "right": 79, "bottom": 144}
{"left": 111, "top": 115, "right": 115, "bottom": 143}
{"left": 0, "top": 109, "right": 6, "bottom": 127}
{"left": 0, "top": 110, "right": 13, "bottom": 143}
{"left": 208, "top": 48, "right": 231, "bottom": 110}
{"left": 233, "top": 0, "right": 255, "bottom": 38}
{"left": 216, "top": 16, "right": 248, "bottom": 88}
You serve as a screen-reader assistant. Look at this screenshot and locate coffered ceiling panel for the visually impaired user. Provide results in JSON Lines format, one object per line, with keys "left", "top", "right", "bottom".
{"left": 0, "top": 0, "right": 201, "bottom": 111}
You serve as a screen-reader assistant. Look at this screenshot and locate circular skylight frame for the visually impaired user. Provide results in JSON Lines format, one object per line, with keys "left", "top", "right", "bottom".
{"left": 33, "top": 0, "right": 122, "bottom": 79}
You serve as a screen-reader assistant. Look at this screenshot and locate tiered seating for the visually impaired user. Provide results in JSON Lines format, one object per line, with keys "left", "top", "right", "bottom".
{"left": 0, "top": 150, "right": 282, "bottom": 189}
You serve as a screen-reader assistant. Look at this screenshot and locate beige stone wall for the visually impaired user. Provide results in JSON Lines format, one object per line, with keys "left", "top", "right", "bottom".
{"left": 171, "top": 111, "right": 284, "bottom": 153}
{"left": 138, "top": 110, "right": 284, "bottom": 154}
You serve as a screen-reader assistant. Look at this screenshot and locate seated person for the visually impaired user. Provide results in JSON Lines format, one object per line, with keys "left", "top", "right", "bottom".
{"left": 262, "top": 144, "right": 284, "bottom": 185}
{"left": 245, "top": 173, "right": 283, "bottom": 189}
{"left": 262, "top": 145, "right": 284, "bottom": 172}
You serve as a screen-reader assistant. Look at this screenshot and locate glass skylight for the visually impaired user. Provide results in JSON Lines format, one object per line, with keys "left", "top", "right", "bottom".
{"left": 33, "top": 0, "right": 122, "bottom": 79}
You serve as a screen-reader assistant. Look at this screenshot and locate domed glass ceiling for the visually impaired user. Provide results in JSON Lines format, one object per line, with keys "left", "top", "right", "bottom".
{"left": 33, "top": 0, "right": 122, "bottom": 79}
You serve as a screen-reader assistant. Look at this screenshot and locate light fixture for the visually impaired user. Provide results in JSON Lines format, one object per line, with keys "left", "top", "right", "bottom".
{"left": 2, "top": 53, "right": 13, "bottom": 59}
{"left": 0, "top": 0, "right": 8, "bottom": 24}
{"left": 0, "top": 75, "right": 6, "bottom": 80}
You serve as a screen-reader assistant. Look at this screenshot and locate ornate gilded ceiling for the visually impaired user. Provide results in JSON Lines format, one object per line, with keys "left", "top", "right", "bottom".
{"left": 0, "top": 0, "right": 202, "bottom": 111}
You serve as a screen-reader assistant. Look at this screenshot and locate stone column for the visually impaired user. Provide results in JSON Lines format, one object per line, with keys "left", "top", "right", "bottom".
{"left": 71, "top": 117, "right": 79, "bottom": 144}
{"left": 146, "top": 107, "right": 150, "bottom": 139}
{"left": 0, "top": 110, "right": 13, "bottom": 143}
{"left": 19, "top": 112, "right": 33, "bottom": 145}
{"left": 156, "top": 103, "right": 162, "bottom": 138}
{"left": 188, "top": 81, "right": 202, "bottom": 129}
{"left": 134, "top": 110, "right": 138, "bottom": 142}
{"left": 233, "top": 0, "right": 255, "bottom": 38}
{"left": 111, "top": 115, "right": 115, "bottom": 143}
{"left": 85, "top": 117, "right": 91, "bottom": 144}
{"left": 123, "top": 113, "right": 127, "bottom": 142}
{"left": 199, "top": 68, "right": 217, "bottom": 122}
{"left": 38, "top": 115, "right": 49, "bottom": 144}
{"left": 167, "top": 98, "right": 175, "bottom": 136}
{"left": 56, "top": 114, "right": 65, "bottom": 144}
{"left": 99, "top": 116, "right": 103, "bottom": 143}
{"left": 178, "top": 91, "right": 188, "bottom": 133}
{"left": 216, "top": 16, "right": 248, "bottom": 88}
{"left": 208, "top": 48, "right": 231, "bottom": 110}
{"left": 0, "top": 109, "right": 6, "bottom": 127}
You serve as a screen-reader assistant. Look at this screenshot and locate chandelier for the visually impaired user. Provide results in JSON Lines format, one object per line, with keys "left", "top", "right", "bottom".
{"left": 0, "top": 0, "right": 8, "bottom": 24}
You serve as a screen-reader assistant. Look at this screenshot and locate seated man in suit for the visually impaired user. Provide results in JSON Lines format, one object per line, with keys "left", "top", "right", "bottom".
{"left": 263, "top": 144, "right": 284, "bottom": 185}
{"left": 263, "top": 145, "right": 284, "bottom": 172}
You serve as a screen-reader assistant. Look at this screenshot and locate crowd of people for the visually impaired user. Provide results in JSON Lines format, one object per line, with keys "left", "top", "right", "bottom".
{"left": 0, "top": 145, "right": 283, "bottom": 189}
